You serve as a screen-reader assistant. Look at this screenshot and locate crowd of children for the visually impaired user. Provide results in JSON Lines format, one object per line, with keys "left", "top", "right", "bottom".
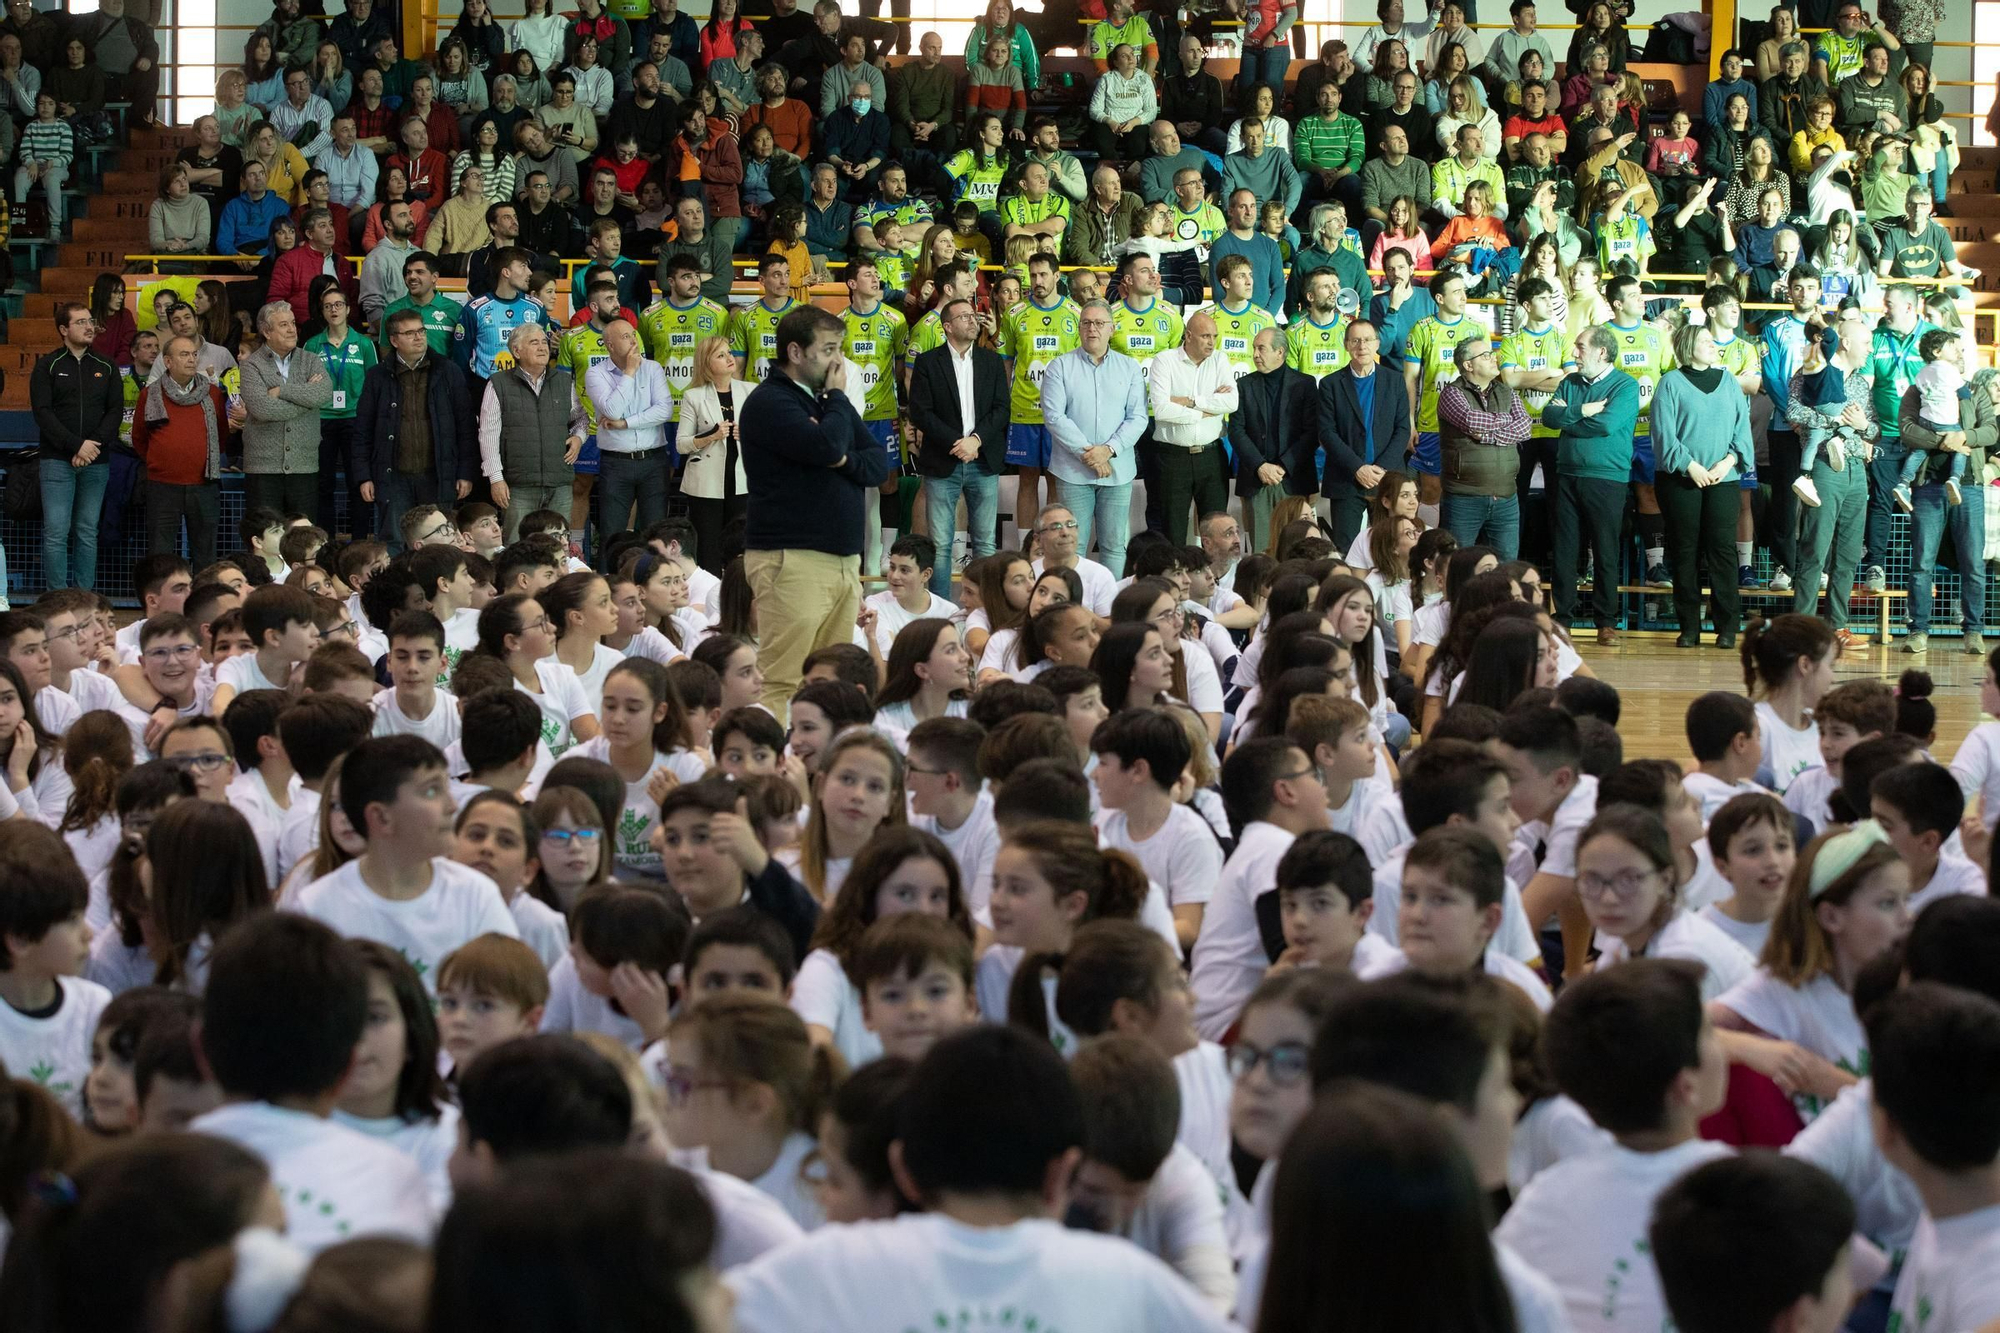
{"left": 0, "top": 500, "right": 1995, "bottom": 1333}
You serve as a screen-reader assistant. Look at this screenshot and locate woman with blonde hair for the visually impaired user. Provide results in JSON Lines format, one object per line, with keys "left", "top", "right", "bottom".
{"left": 243, "top": 118, "right": 309, "bottom": 204}
{"left": 1434, "top": 75, "right": 1499, "bottom": 160}
{"left": 676, "top": 334, "right": 756, "bottom": 584}
{"left": 1264, "top": 495, "right": 1320, "bottom": 559}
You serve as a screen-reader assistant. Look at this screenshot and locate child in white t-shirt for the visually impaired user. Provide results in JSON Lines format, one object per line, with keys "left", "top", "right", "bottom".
{"left": 557, "top": 658, "right": 706, "bottom": 880}
{"left": 210, "top": 583, "right": 321, "bottom": 715}
{"left": 1287, "top": 693, "right": 1389, "bottom": 840}
{"left": 485, "top": 593, "right": 601, "bottom": 759}
{"left": 1871, "top": 761, "right": 1987, "bottom": 913}
{"left": 372, "top": 611, "right": 462, "bottom": 749}
{"left": 865, "top": 537, "right": 959, "bottom": 655}
{"left": 1356, "top": 826, "right": 1553, "bottom": 1011}
{"left": 1895, "top": 329, "right": 1968, "bottom": 509}
{"left": 331, "top": 941, "right": 462, "bottom": 1211}
{"left": 849, "top": 912, "right": 978, "bottom": 1063}
{"left": 1790, "top": 677, "right": 1894, "bottom": 834}
{"left": 1745, "top": 615, "right": 1837, "bottom": 798}
{"left": 1952, "top": 651, "right": 2000, "bottom": 830}
{"left": 1092, "top": 708, "right": 1225, "bottom": 955}
{"left": 452, "top": 790, "right": 569, "bottom": 969}
{"left": 1494, "top": 705, "right": 1599, "bottom": 981}
{"left": 0, "top": 822, "right": 110, "bottom": 1119}
{"left": 1681, "top": 691, "right": 1769, "bottom": 822}
{"left": 1698, "top": 792, "right": 1795, "bottom": 958}
{"left": 541, "top": 884, "right": 686, "bottom": 1049}
{"left": 1273, "top": 828, "right": 1397, "bottom": 976}
{"left": 296, "top": 734, "right": 521, "bottom": 992}
{"left": 434, "top": 932, "right": 549, "bottom": 1079}
{"left": 905, "top": 717, "right": 1000, "bottom": 914}
{"left": 273, "top": 694, "right": 378, "bottom": 884}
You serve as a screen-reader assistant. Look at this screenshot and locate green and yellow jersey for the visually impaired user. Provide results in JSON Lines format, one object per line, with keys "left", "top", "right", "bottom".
{"left": 1109, "top": 298, "right": 1184, "bottom": 377}
{"left": 556, "top": 320, "right": 612, "bottom": 432}
{"left": 1285, "top": 314, "right": 1351, "bottom": 380}
{"left": 999, "top": 297, "right": 1082, "bottom": 424}
{"left": 944, "top": 149, "right": 1010, "bottom": 215}
{"left": 1606, "top": 318, "right": 1675, "bottom": 431}
{"left": 1713, "top": 330, "right": 1761, "bottom": 385}
{"left": 1498, "top": 325, "right": 1577, "bottom": 437}
{"left": 1594, "top": 213, "right": 1655, "bottom": 273}
{"left": 640, "top": 296, "right": 730, "bottom": 419}
{"left": 906, "top": 307, "right": 947, "bottom": 369}
{"left": 1405, "top": 313, "right": 1486, "bottom": 432}
{"left": 872, "top": 247, "right": 913, "bottom": 295}
{"left": 1000, "top": 191, "right": 1071, "bottom": 233}
{"left": 1202, "top": 300, "right": 1276, "bottom": 380}
{"left": 841, "top": 301, "right": 910, "bottom": 422}
{"left": 728, "top": 297, "right": 797, "bottom": 384}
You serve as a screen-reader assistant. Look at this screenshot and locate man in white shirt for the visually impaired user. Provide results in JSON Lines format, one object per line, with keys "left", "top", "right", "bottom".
{"left": 585, "top": 317, "right": 675, "bottom": 531}
{"left": 1147, "top": 310, "right": 1238, "bottom": 546}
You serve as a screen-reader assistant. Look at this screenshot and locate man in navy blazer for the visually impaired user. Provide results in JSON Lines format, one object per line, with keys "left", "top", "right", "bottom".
{"left": 1317, "top": 317, "right": 1412, "bottom": 550}
{"left": 908, "top": 296, "right": 1011, "bottom": 597}
{"left": 1233, "top": 327, "right": 1321, "bottom": 551}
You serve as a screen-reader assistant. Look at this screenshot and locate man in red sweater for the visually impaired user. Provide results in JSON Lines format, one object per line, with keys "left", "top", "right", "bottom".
{"left": 132, "top": 333, "right": 247, "bottom": 569}
{"left": 269, "top": 206, "right": 361, "bottom": 325}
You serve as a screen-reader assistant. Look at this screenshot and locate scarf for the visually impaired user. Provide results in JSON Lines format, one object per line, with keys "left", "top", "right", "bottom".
{"left": 145, "top": 371, "right": 222, "bottom": 481}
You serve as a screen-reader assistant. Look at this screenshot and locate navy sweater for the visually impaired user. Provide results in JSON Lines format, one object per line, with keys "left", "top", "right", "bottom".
{"left": 740, "top": 370, "right": 895, "bottom": 557}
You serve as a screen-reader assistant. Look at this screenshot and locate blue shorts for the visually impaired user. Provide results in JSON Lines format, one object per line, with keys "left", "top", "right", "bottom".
{"left": 865, "top": 418, "right": 901, "bottom": 469}
{"left": 1631, "top": 433, "right": 1655, "bottom": 486}
{"left": 1006, "top": 424, "right": 1054, "bottom": 469}
{"left": 1413, "top": 431, "right": 1441, "bottom": 476}
{"left": 574, "top": 432, "right": 601, "bottom": 476}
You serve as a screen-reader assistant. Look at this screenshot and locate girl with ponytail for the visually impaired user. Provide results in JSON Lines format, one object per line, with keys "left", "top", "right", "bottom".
{"left": 474, "top": 593, "right": 601, "bottom": 757}
{"left": 57, "top": 712, "right": 136, "bottom": 886}
{"left": 1739, "top": 612, "right": 1838, "bottom": 796}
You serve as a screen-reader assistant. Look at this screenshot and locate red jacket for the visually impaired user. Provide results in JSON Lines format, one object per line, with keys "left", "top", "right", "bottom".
{"left": 132, "top": 380, "right": 230, "bottom": 486}
{"left": 387, "top": 148, "right": 450, "bottom": 206}
{"left": 268, "top": 241, "right": 360, "bottom": 324}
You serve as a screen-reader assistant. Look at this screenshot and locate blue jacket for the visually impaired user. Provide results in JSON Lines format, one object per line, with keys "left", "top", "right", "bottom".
{"left": 215, "top": 190, "right": 292, "bottom": 256}
{"left": 353, "top": 349, "right": 477, "bottom": 491}
{"left": 1703, "top": 77, "right": 1759, "bottom": 134}
{"left": 740, "top": 370, "right": 895, "bottom": 558}
{"left": 819, "top": 106, "right": 889, "bottom": 174}
{"left": 1208, "top": 231, "right": 1284, "bottom": 316}
{"left": 449, "top": 291, "right": 554, "bottom": 379}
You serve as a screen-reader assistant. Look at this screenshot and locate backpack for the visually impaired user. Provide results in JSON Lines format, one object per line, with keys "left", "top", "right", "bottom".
{"left": 1642, "top": 19, "right": 1698, "bottom": 64}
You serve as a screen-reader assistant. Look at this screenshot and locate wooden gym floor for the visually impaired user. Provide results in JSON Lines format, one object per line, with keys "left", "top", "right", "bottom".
{"left": 1583, "top": 637, "right": 1986, "bottom": 766}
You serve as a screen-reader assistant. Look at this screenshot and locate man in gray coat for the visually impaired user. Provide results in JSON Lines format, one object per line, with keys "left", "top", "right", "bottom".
{"left": 239, "top": 301, "right": 334, "bottom": 516}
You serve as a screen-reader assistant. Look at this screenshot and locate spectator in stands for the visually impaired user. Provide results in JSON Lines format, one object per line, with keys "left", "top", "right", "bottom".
{"left": 29, "top": 301, "right": 118, "bottom": 593}
{"left": 1836, "top": 41, "right": 1908, "bottom": 138}
{"left": 1091, "top": 45, "right": 1159, "bottom": 163}
{"left": 1702, "top": 91, "right": 1765, "bottom": 181}
{"left": 1878, "top": 187, "right": 1980, "bottom": 290}
{"left": 1137, "top": 120, "right": 1208, "bottom": 205}
{"left": 1236, "top": 0, "right": 1292, "bottom": 94}
{"left": 1222, "top": 118, "right": 1302, "bottom": 226}
{"left": 360, "top": 164, "right": 428, "bottom": 251}
{"left": 245, "top": 118, "right": 311, "bottom": 205}
{"left": 89, "top": 275, "right": 135, "bottom": 368}
{"left": 1559, "top": 41, "right": 1614, "bottom": 117}
{"left": 242, "top": 31, "right": 285, "bottom": 113}
{"left": 150, "top": 162, "right": 212, "bottom": 270}
{"left": 1361, "top": 39, "right": 1410, "bottom": 112}
{"left": 315, "top": 114, "right": 377, "bottom": 240}
{"left": 156, "top": 299, "right": 240, "bottom": 384}
{"left": 1567, "top": 1, "right": 1627, "bottom": 73}
{"left": 802, "top": 164, "right": 854, "bottom": 263}
{"left": 474, "top": 74, "right": 532, "bottom": 155}
{"left": 709, "top": 25, "right": 761, "bottom": 116}
{"left": 75, "top": 0, "right": 161, "bottom": 129}
{"left": 565, "top": 34, "right": 615, "bottom": 124}
{"left": 403, "top": 73, "right": 462, "bottom": 158}
{"left": 1788, "top": 96, "right": 1844, "bottom": 175}
{"left": 513, "top": 0, "right": 567, "bottom": 76}
{"left": 1704, "top": 48, "right": 1758, "bottom": 132}
{"left": 965, "top": 0, "right": 1039, "bottom": 93}
{"left": 449, "top": 0, "right": 508, "bottom": 72}
{"left": 346, "top": 67, "right": 396, "bottom": 152}
{"left": 1210, "top": 190, "right": 1284, "bottom": 316}
{"left": 511, "top": 120, "right": 576, "bottom": 206}
{"left": 1294, "top": 40, "right": 1360, "bottom": 119}
{"left": 966, "top": 35, "right": 1027, "bottom": 142}
{"left": 818, "top": 30, "right": 873, "bottom": 120}
{"left": 702, "top": 0, "right": 755, "bottom": 68}
{"left": 135, "top": 334, "right": 248, "bottom": 570}
{"left": 1017, "top": 120, "right": 1084, "bottom": 206}
{"left": 1760, "top": 41, "right": 1826, "bottom": 146}
{"left": 1422, "top": 41, "right": 1480, "bottom": 118}
{"left": 215, "top": 70, "right": 259, "bottom": 149}
{"left": 271, "top": 206, "right": 360, "bottom": 325}
{"left": 1368, "top": 70, "right": 1435, "bottom": 166}
{"left": 885, "top": 31, "right": 954, "bottom": 165}
{"left": 0, "top": 33, "right": 38, "bottom": 125}
{"left": 608, "top": 60, "right": 675, "bottom": 166}
{"left": 271, "top": 67, "right": 335, "bottom": 161}
{"left": 426, "top": 166, "right": 495, "bottom": 269}
{"left": 310, "top": 41, "right": 352, "bottom": 115}
{"left": 746, "top": 63, "right": 811, "bottom": 158}
{"left": 360, "top": 200, "right": 421, "bottom": 328}
{"left": 1788, "top": 306, "right": 1880, "bottom": 637}
{"left": 657, "top": 196, "right": 734, "bottom": 304}
{"left": 1887, "top": 0, "right": 1943, "bottom": 71}
{"left": 1064, "top": 162, "right": 1142, "bottom": 267}
{"left": 1434, "top": 76, "right": 1499, "bottom": 164}
{"left": 1359, "top": 123, "right": 1428, "bottom": 247}
{"left": 217, "top": 158, "right": 292, "bottom": 256}
{"left": 1293, "top": 80, "right": 1365, "bottom": 220}
{"left": 1815, "top": 3, "right": 1899, "bottom": 85}
{"left": 468, "top": 203, "right": 536, "bottom": 297}
{"left": 359, "top": 307, "right": 479, "bottom": 536}
{"left": 1899, "top": 363, "right": 1998, "bottom": 654}
{"left": 540, "top": 71, "right": 599, "bottom": 168}
{"left": 0, "top": 0, "right": 59, "bottom": 75}
{"left": 388, "top": 117, "right": 449, "bottom": 208}
{"left": 240, "top": 301, "right": 334, "bottom": 515}
{"left": 1161, "top": 41, "right": 1229, "bottom": 163}
{"left": 329, "top": 0, "right": 393, "bottom": 73}
{"left": 433, "top": 40, "right": 490, "bottom": 136}
{"left": 454, "top": 118, "right": 517, "bottom": 203}
{"left": 820, "top": 74, "right": 889, "bottom": 200}
{"left": 1486, "top": 1, "right": 1552, "bottom": 86}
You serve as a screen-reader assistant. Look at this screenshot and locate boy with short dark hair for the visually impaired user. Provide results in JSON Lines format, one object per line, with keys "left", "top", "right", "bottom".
{"left": 653, "top": 777, "right": 821, "bottom": 962}
{"left": 1650, "top": 1154, "right": 1858, "bottom": 1333}
{"left": 279, "top": 523, "right": 327, "bottom": 570}
{"left": 1871, "top": 761, "right": 1985, "bottom": 911}
{"left": 863, "top": 535, "right": 956, "bottom": 654}
{"left": 1788, "top": 679, "right": 1894, "bottom": 833}
{"left": 724, "top": 1027, "right": 1231, "bottom": 1333}
{"left": 373, "top": 609, "right": 460, "bottom": 749}
{"left": 1496, "top": 959, "right": 1732, "bottom": 1333}
{"left": 801, "top": 641, "right": 880, "bottom": 703}
{"left": 297, "top": 735, "right": 520, "bottom": 989}
{"left": 714, "top": 706, "right": 788, "bottom": 779}
{"left": 1494, "top": 703, "right": 1600, "bottom": 981}
{"left": 1038, "top": 665, "right": 1106, "bottom": 765}
{"left": 1869, "top": 982, "right": 2000, "bottom": 1332}
{"left": 1683, "top": 690, "right": 1767, "bottom": 821}
{"left": 223, "top": 687, "right": 299, "bottom": 884}
{"left": 1094, "top": 708, "right": 1220, "bottom": 952}
{"left": 274, "top": 693, "right": 382, "bottom": 879}
{"left": 435, "top": 933, "right": 550, "bottom": 1074}
{"left": 1699, "top": 791, "right": 1796, "bottom": 957}
{"left": 31, "top": 589, "right": 123, "bottom": 718}
{"left": 111, "top": 553, "right": 194, "bottom": 663}
{"left": 210, "top": 583, "right": 320, "bottom": 712}
{"left": 542, "top": 884, "right": 691, "bottom": 1048}
{"left": 112, "top": 614, "right": 218, "bottom": 755}
{"left": 665, "top": 658, "right": 723, "bottom": 752}
{"left": 240, "top": 505, "right": 289, "bottom": 579}
{"left": 0, "top": 822, "right": 109, "bottom": 1118}
{"left": 1359, "top": 826, "right": 1552, "bottom": 1010}
{"left": 1273, "top": 829, "right": 1390, "bottom": 974}
{"left": 190, "top": 912, "right": 432, "bottom": 1251}
{"left": 906, "top": 716, "right": 997, "bottom": 914}
{"left": 683, "top": 906, "right": 799, "bottom": 1004}
{"left": 852, "top": 913, "right": 977, "bottom": 1062}
{"left": 493, "top": 541, "right": 563, "bottom": 597}
{"left": 411, "top": 543, "right": 480, "bottom": 667}
{"left": 455, "top": 500, "right": 505, "bottom": 557}
{"left": 453, "top": 687, "right": 548, "bottom": 803}
{"left": 1554, "top": 674, "right": 1621, "bottom": 725}
{"left": 300, "top": 641, "right": 378, "bottom": 704}
{"left": 134, "top": 1002, "right": 220, "bottom": 1131}
{"left": 447, "top": 1033, "right": 632, "bottom": 1188}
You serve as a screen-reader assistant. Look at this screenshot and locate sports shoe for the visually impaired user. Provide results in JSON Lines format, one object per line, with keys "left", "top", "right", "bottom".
{"left": 1792, "top": 476, "right": 1821, "bottom": 508}
{"left": 1827, "top": 437, "right": 1847, "bottom": 472}
{"left": 1893, "top": 484, "right": 1915, "bottom": 513}
{"left": 1905, "top": 631, "right": 1929, "bottom": 654}
{"left": 1862, "top": 566, "right": 1887, "bottom": 594}
{"left": 1833, "top": 627, "right": 1857, "bottom": 652}
{"left": 1946, "top": 477, "right": 1964, "bottom": 506}
{"left": 1769, "top": 569, "right": 1794, "bottom": 592}
{"left": 1966, "top": 630, "right": 1988, "bottom": 656}
{"left": 1645, "top": 563, "right": 1671, "bottom": 589}
{"left": 1737, "top": 564, "right": 1758, "bottom": 589}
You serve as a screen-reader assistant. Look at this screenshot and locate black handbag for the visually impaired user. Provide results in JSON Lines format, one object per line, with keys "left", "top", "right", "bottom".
{"left": 4, "top": 455, "right": 40, "bottom": 521}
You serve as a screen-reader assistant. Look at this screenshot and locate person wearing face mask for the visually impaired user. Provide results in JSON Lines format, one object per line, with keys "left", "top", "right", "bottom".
{"left": 820, "top": 75, "right": 889, "bottom": 201}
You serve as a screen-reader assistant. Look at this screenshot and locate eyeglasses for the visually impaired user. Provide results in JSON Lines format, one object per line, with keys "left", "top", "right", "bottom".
{"left": 322, "top": 620, "right": 358, "bottom": 639}
{"left": 524, "top": 616, "right": 554, "bottom": 634}
{"left": 1576, "top": 867, "right": 1663, "bottom": 901}
{"left": 904, "top": 763, "right": 951, "bottom": 777}
{"left": 541, "top": 828, "right": 603, "bottom": 846}
{"left": 1226, "top": 1040, "right": 1312, "bottom": 1086}
{"left": 1038, "top": 520, "right": 1079, "bottom": 533}
{"left": 662, "top": 1067, "right": 734, "bottom": 1104}
{"left": 143, "top": 644, "right": 201, "bottom": 664}
{"left": 44, "top": 624, "right": 80, "bottom": 644}
{"left": 168, "top": 752, "right": 232, "bottom": 774}
{"left": 1277, "top": 765, "right": 1322, "bottom": 785}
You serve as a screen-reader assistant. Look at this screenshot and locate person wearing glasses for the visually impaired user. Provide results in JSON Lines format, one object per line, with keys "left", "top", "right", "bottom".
{"left": 359, "top": 308, "right": 479, "bottom": 555}
{"left": 131, "top": 334, "right": 249, "bottom": 573}
{"left": 112, "top": 618, "right": 217, "bottom": 759}
{"left": 909, "top": 295, "right": 1010, "bottom": 600}
{"left": 1042, "top": 300, "right": 1149, "bottom": 584}
{"left": 157, "top": 715, "right": 239, "bottom": 804}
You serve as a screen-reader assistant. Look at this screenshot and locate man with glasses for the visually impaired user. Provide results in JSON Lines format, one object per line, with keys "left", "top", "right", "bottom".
{"left": 159, "top": 716, "right": 238, "bottom": 802}
{"left": 1028, "top": 504, "right": 1118, "bottom": 619}
{"left": 0, "top": 611, "right": 81, "bottom": 743}
{"left": 133, "top": 335, "right": 247, "bottom": 570}
{"left": 1812, "top": 5, "right": 1897, "bottom": 87}
{"left": 909, "top": 296, "right": 1009, "bottom": 599}
{"left": 1436, "top": 336, "right": 1531, "bottom": 560}
{"left": 358, "top": 309, "right": 478, "bottom": 553}
{"left": 1042, "top": 301, "right": 1148, "bottom": 580}
{"left": 1147, "top": 310, "right": 1238, "bottom": 547}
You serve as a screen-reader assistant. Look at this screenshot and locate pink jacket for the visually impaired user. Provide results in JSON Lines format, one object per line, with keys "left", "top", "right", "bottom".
{"left": 1370, "top": 228, "right": 1431, "bottom": 281}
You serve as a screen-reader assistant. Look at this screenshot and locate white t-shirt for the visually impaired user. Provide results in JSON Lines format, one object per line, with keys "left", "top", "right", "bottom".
{"left": 1368, "top": 841, "right": 1542, "bottom": 966}
{"left": 114, "top": 673, "right": 218, "bottom": 760}
{"left": 1032, "top": 556, "right": 1119, "bottom": 618}
{"left": 1593, "top": 910, "right": 1756, "bottom": 1001}
{"left": 1681, "top": 771, "right": 1769, "bottom": 824}
{"left": 1784, "top": 763, "right": 1837, "bottom": 833}
{"left": 911, "top": 789, "right": 1000, "bottom": 916}
{"left": 538, "top": 951, "right": 647, "bottom": 1047}
{"left": 190, "top": 1101, "right": 433, "bottom": 1253}
{"left": 1355, "top": 793, "right": 1414, "bottom": 865}
{"left": 1176, "top": 639, "right": 1223, "bottom": 715}
{"left": 1507, "top": 774, "right": 1600, "bottom": 887}
{"left": 510, "top": 891, "right": 569, "bottom": 971}
{"left": 1756, "top": 701, "right": 1821, "bottom": 797}
{"left": 443, "top": 606, "right": 480, "bottom": 664}
{"left": 330, "top": 1102, "right": 461, "bottom": 1215}
{"left": 1356, "top": 940, "right": 1554, "bottom": 1011}
{"left": 63, "top": 815, "right": 123, "bottom": 891}
{"left": 1716, "top": 968, "right": 1864, "bottom": 1119}
{"left": 1911, "top": 850, "right": 1986, "bottom": 913}
{"left": 114, "top": 616, "right": 148, "bottom": 664}
{"left": 1785, "top": 1077, "right": 1922, "bottom": 1257}
{"left": 975, "top": 946, "right": 1078, "bottom": 1055}
{"left": 1509, "top": 1094, "right": 1612, "bottom": 1196}
{"left": 1172, "top": 1040, "right": 1236, "bottom": 1211}
{"left": 295, "top": 857, "right": 520, "bottom": 992}
{"left": 1681, "top": 840, "right": 1732, "bottom": 914}
{"left": 516, "top": 658, "right": 596, "bottom": 757}
{"left": 724, "top": 1214, "right": 1233, "bottom": 1333}
{"left": 619, "top": 624, "right": 688, "bottom": 665}
{"left": 978, "top": 625, "right": 1023, "bottom": 675}
{"left": 1890, "top": 1204, "right": 2000, "bottom": 1333}
{"left": 688, "top": 1160, "right": 807, "bottom": 1269}
{"left": 0, "top": 975, "right": 109, "bottom": 1118}
{"left": 1495, "top": 1139, "right": 1734, "bottom": 1333}
{"left": 1697, "top": 902, "right": 1773, "bottom": 957}
{"left": 87, "top": 931, "right": 156, "bottom": 995}
{"left": 749, "top": 1128, "right": 825, "bottom": 1232}
{"left": 31, "top": 686, "right": 78, "bottom": 745}
{"left": 1364, "top": 571, "right": 1414, "bottom": 642}
{"left": 865, "top": 588, "right": 959, "bottom": 655}
{"left": 791, "top": 948, "right": 882, "bottom": 1070}
{"left": 1125, "top": 1143, "right": 1237, "bottom": 1314}
{"left": 276, "top": 787, "right": 323, "bottom": 883}
{"left": 873, "top": 696, "right": 970, "bottom": 737}
{"left": 688, "top": 564, "right": 722, "bottom": 620}
{"left": 216, "top": 651, "right": 290, "bottom": 697}
{"left": 1327, "top": 776, "right": 1392, "bottom": 841}
{"left": 561, "top": 643, "right": 627, "bottom": 716}
{"left": 1189, "top": 822, "right": 1296, "bottom": 1041}
{"left": 1951, "top": 719, "right": 2000, "bottom": 828}
{"left": 370, "top": 687, "right": 462, "bottom": 748}
{"left": 222, "top": 768, "right": 288, "bottom": 894}
{"left": 1411, "top": 598, "right": 1451, "bottom": 648}
{"left": 1100, "top": 804, "right": 1225, "bottom": 909}
{"left": 557, "top": 735, "right": 707, "bottom": 880}
{"left": 57, "top": 667, "right": 125, "bottom": 727}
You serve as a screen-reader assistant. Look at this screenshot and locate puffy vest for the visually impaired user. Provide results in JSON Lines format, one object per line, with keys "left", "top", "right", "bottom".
{"left": 490, "top": 365, "right": 575, "bottom": 488}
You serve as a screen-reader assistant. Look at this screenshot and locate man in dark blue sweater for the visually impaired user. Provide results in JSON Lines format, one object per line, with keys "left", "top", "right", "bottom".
{"left": 739, "top": 304, "right": 894, "bottom": 718}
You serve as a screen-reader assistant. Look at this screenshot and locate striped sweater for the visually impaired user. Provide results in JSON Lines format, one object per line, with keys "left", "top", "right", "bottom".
{"left": 20, "top": 117, "right": 72, "bottom": 168}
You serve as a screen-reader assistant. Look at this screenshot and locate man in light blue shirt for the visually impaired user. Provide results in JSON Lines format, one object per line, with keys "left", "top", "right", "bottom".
{"left": 585, "top": 317, "right": 676, "bottom": 529}
{"left": 1042, "top": 299, "right": 1148, "bottom": 580}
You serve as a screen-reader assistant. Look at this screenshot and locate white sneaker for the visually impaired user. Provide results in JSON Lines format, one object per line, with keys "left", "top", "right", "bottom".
{"left": 1769, "top": 569, "right": 1795, "bottom": 592}
{"left": 1792, "top": 476, "right": 1822, "bottom": 508}
{"left": 1827, "top": 437, "right": 1846, "bottom": 472}
{"left": 1946, "top": 478, "right": 1964, "bottom": 506}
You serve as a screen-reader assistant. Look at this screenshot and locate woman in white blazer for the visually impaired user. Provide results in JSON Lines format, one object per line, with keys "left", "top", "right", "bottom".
{"left": 676, "top": 334, "right": 756, "bottom": 574}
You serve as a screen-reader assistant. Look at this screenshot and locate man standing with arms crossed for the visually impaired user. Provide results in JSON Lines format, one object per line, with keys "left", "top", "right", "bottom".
{"left": 741, "top": 307, "right": 893, "bottom": 717}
